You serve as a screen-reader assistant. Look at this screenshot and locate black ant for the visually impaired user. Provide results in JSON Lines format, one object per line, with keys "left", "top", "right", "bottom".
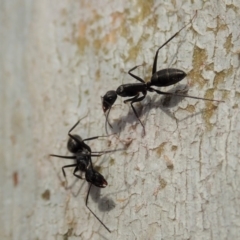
{"left": 102, "top": 13, "right": 224, "bottom": 134}
{"left": 50, "top": 120, "right": 113, "bottom": 233}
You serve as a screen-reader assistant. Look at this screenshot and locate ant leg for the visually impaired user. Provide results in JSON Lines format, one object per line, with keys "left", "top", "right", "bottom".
{"left": 50, "top": 155, "right": 78, "bottom": 177}
{"left": 86, "top": 184, "right": 111, "bottom": 233}
{"left": 49, "top": 154, "right": 75, "bottom": 159}
{"left": 130, "top": 96, "right": 146, "bottom": 133}
{"left": 62, "top": 163, "right": 78, "bottom": 178}
{"left": 123, "top": 93, "right": 139, "bottom": 104}
{"left": 150, "top": 87, "right": 224, "bottom": 103}
{"left": 124, "top": 93, "right": 146, "bottom": 132}
{"left": 73, "top": 166, "right": 84, "bottom": 179}
{"left": 152, "top": 11, "right": 197, "bottom": 74}
{"left": 128, "top": 65, "right": 145, "bottom": 83}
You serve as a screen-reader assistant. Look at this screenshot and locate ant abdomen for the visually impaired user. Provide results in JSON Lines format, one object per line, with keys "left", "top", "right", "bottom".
{"left": 86, "top": 168, "right": 108, "bottom": 188}
{"left": 150, "top": 68, "right": 186, "bottom": 87}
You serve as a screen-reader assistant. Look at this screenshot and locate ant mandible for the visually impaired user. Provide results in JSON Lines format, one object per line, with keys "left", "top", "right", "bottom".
{"left": 102, "top": 12, "right": 223, "bottom": 134}
{"left": 50, "top": 120, "right": 113, "bottom": 232}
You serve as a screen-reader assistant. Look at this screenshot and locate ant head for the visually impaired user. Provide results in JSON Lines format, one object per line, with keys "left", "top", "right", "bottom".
{"left": 101, "top": 90, "right": 117, "bottom": 112}
{"left": 86, "top": 168, "right": 108, "bottom": 188}
{"left": 67, "top": 134, "right": 83, "bottom": 154}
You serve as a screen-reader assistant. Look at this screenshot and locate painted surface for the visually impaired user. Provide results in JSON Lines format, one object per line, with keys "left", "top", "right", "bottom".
{"left": 1, "top": 0, "right": 240, "bottom": 239}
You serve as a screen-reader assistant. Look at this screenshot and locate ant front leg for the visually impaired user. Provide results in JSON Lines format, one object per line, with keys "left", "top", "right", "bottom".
{"left": 124, "top": 93, "right": 146, "bottom": 133}
{"left": 128, "top": 64, "right": 145, "bottom": 83}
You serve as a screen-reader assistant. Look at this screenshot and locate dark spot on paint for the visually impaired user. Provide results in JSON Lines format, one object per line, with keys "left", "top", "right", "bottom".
{"left": 63, "top": 228, "right": 73, "bottom": 240}
{"left": 13, "top": 171, "right": 18, "bottom": 187}
{"left": 41, "top": 189, "right": 51, "bottom": 200}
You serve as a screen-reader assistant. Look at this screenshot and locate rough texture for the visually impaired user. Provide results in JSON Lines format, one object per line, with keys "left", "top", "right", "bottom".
{"left": 1, "top": 0, "right": 240, "bottom": 239}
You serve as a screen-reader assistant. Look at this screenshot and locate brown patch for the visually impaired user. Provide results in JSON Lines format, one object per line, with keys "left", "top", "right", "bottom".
{"left": 60, "top": 180, "right": 66, "bottom": 188}
{"left": 10, "top": 135, "right": 16, "bottom": 145}
{"left": 156, "top": 142, "right": 167, "bottom": 157}
{"left": 171, "top": 145, "right": 178, "bottom": 152}
{"left": 153, "top": 177, "right": 167, "bottom": 198}
{"left": 135, "top": 204, "right": 144, "bottom": 213}
{"left": 164, "top": 155, "right": 174, "bottom": 169}
{"left": 95, "top": 69, "right": 101, "bottom": 81}
{"left": 41, "top": 189, "right": 51, "bottom": 201}
{"left": 94, "top": 165, "right": 102, "bottom": 173}
{"left": 109, "top": 158, "right": 115, "bottom": 166}
{"left": 202, "top": 93, "right": 218, "bottom": 131}
{"left": 130, "top": 0, "right": 154, "bottom": 23}
{"left": 187, "top": 47, "right": 208, "bottom": 89}
{"left": 185, "top": 104, "right": 196, "bottom": 113}
{"left": 63, "top": 228, "right": 73, "bottom": 240}
{"left": 76, "top": 22, "right": 89, "bottom": 54}
{"left": 121, "top": 138, "right": 133, "bottom": 148}
{"left": 116, "top": 198, "right": 128, "bottom": 203}
{"left": 126, "top": 43, "right": 142, "bottom": 62}
{"left": 12, "top": 171, "right": 19, "bottom": 187}
{"left": 224, "top": 33, "right": 233, "bottom": 53}
{"left": 233, "top": 103, "right": 238, "bottom": 109}
{"left": 159, "top": 177, "right": 167, "bottom": 189}
{"left": 213, "top": 71, "right": 226, "bottom": 87}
